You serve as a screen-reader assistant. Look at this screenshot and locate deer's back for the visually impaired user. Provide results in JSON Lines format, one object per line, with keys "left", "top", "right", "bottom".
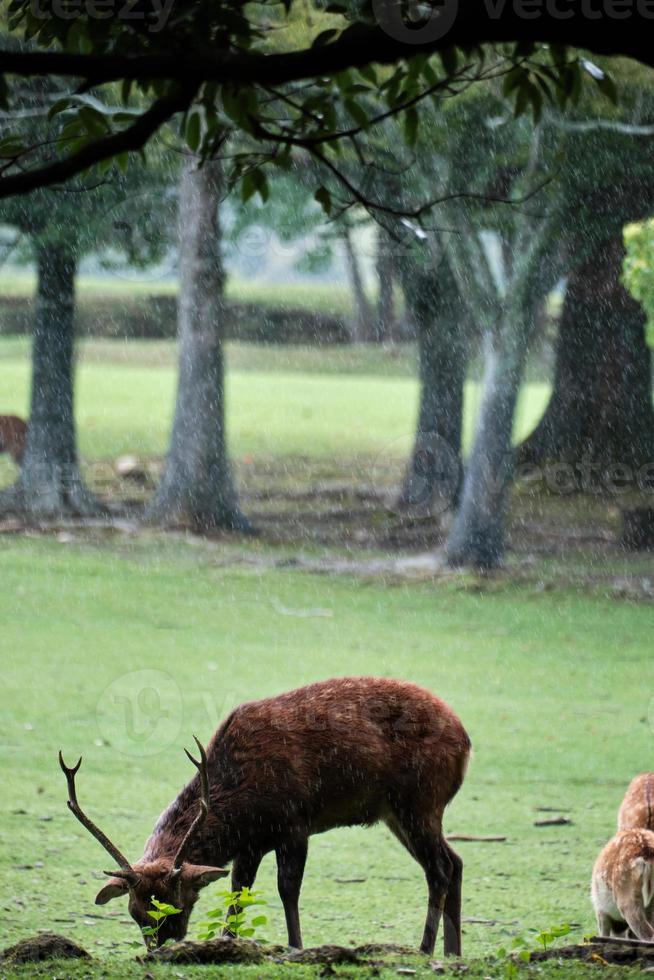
{"left": 619, "top": 773, "right": 654, "bottom": 832}
{"left": 210, "top": 677, "right": 470, "bottom": 832}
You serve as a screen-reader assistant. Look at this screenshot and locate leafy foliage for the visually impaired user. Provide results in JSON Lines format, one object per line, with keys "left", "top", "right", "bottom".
{"left": 0, "top": 1, "right": 619, "bottom": 206}
{"left": 197, "top": 887, "right": 268, "bottom": 942}
{"left": 624, "top": 219, "right": 654, "bottom": 347}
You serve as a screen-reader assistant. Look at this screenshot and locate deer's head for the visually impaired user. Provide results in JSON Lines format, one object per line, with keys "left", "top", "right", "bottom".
{"left": 59, "top": 738, "right": 228, "bottom": 947}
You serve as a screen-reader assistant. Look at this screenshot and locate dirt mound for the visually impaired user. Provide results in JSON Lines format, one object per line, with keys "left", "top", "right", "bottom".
{"left": 532, "top": 936, "right": 654, "bottom": 967}
{"left": 148, "top": 936, "right": 271, "bottom": 964}
{"left": 1, "top": 932, "right": 91, "bottom": 964}
{"left": 148, "top": 938, "right": 419, "bottom": 966}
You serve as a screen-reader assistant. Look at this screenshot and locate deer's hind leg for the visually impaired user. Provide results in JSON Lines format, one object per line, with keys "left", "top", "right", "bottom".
{"left": 276, "top": 836, "right": 308, "bottom": 950}
{"left": 618, "top": 902, "right": 654, "bottom": 941}
{"left": 442, "top": 841, "right": 463, "bottom": 955}
{"left": 386, "top": 808, "right": 457, "bottom": 957}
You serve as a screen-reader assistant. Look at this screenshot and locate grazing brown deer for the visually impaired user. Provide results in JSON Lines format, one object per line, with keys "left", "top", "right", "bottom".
{"left": 0, "top": 415, "right": 27, "bottom": 465}
{"left": 59, "top": 677, "right": 471, "bottom": 954}
{"left": 591, "top": 829, "right": 654, "bottom": 940}
{"left": 618, "top": 774, "right": 654, "bottom": 832}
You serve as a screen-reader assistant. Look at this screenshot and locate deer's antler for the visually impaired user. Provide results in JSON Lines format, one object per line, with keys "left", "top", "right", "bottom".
{"left": 170, "top": 736, "right": 210, "bottom": 874}
{"left": 58, "top": 751, "right": 135, "bottom": 877}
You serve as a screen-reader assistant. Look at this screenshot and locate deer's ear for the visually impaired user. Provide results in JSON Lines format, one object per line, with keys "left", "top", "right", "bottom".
{"left": 184, "top": 864, "right": 230, "bottom": 890}
{"left": 95, "top": 877, "right": 130, "bottom": 904}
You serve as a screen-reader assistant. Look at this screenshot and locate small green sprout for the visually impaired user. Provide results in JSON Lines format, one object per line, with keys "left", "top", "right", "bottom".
{"left": 130, "top": 897, "right": 182, "bottom": 949}
{"left": 495, "top": 922, "right": 571, "bottom": 976}
{"left": 534, "top": 922, "right": 572, "bottom": 951}
{"left": 197, "top": 887, "right": 268, "bottom": 941}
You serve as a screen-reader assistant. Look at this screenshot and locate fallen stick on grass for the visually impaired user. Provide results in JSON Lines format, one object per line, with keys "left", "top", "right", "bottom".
{"left": 587, "top": 935, "right": 654, "bottom": 948}
{"left": 534, "top": 817, "right": 573, "bottom": 827}
{"left": 446, "top": 834, "right": 507, "bottom": 842}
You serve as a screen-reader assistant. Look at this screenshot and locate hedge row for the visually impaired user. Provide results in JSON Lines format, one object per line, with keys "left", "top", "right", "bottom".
{"left": 0, "top": 294, "right": 351, "bottom": 345}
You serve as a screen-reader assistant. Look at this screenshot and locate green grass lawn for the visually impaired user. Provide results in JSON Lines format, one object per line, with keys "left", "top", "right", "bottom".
{"left": 0, "top": 269, "right": 356, "bottom": 316}
{"left": 0, "top": 536, "right": 652, "bottom": 977}
{"left": 0, "top": 337, "right": 549, "bottom": 482}
{"left": 1, "top": 336, "right": 651, "bottom": 977}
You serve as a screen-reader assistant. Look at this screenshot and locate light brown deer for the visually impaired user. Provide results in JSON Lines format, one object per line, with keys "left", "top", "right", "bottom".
{"left": 618, "top": 774, "right": 654, "bottom": 832}
{"left": 59, "top": 677, "right": 471, "bottom": 954}
{"left": 591, "top": 829, "right": 654, "bottom": 940}
{"left": 0, "top": 415, "right": 27, "bottom": 465}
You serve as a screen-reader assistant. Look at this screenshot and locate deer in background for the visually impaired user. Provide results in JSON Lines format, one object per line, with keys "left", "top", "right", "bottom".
{"left": 591, "top": 774, "right": 654, "bottom": 940}
{"left": 0, "top": 415, "right": 27, "bottom": 466}
{"left": 60, "top": 677, "right": 471, "bottom": 954}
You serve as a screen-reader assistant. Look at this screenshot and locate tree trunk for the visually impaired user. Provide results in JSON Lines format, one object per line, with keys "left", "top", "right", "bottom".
{"left": 146, "top": 159, "right": 249, "bottom": 532}
{"left": 445, "top": 307, "right": 532, "bottom": 570}
{"left": 375, "top": 226, "right": 396, "bottom": 342}
{"left": 342, "top": 227, "right": 374, "bottom": 343}
{"left": 1, "top": 242, "right": 100, "bottom": 518}
{"left": 518, "top": 235, "right": 654, "bottom": 476}
{"left": 397, "top": 260, "right": 469, "bottom": 513}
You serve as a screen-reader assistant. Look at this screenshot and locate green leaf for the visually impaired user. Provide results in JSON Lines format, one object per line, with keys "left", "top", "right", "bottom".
{"left": 502, "top": 67, "right": 524, "bottom": 97}
{"left": 241, "top": 168, "right": 269, "bottom": 204}
{"left": 251, "top": 915, "right": 267, "bottom": 926}
{"left": 403, "top": 106, "right": 419, "bottom": 147}
{"left": 48, "top": 98, "right": 74, "bottom": 121}
{"left": 312, "top": 29, "right": 339, "bottom": 47}
{"left": 440, "top": 47, "right": 459, "bottom": 77}
{"left": 358, "top": 64, "right": 378, "bottom": 86}
{"left": 0, "top": 136, "right": 24, "bottom": 158}
{"left": 314, "top": 186, "right": 332, "bottom": 216}
{"left": 120, "top": 78, "right": 133, "bottom": 104}
{"left": 186, "top": 111, "right": 202, "bottom": 153}
{"left": 115, "top": 152, "right": 130, "bottom": 174}
{"left": 596, "top": 72, "right": 618, "bottom": 105}
{"left": 512, "top": 84, "right": 530, "bottom": 120}
{"left": 344, "top": 99, "right": 369, "bottom": 129}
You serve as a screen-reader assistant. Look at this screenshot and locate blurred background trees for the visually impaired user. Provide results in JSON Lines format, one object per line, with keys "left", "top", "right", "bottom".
{"left": 1, "top": 36, "right": 653, "bottom": 570}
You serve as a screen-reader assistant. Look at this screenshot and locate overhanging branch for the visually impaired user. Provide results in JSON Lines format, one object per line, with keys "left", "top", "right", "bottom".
{"left": 0, "top": 84, "right": 197, "bottom": 198}
{"left": 1, "top": 9, "right": 654, "bottom": 92}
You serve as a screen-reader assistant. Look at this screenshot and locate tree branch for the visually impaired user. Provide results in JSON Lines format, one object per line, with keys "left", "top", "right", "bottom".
{"left": 0, "top": 84, "right": 197, "bottom": 198}
{"left": 1, "top": 8, "right": 654, "bottom": 92}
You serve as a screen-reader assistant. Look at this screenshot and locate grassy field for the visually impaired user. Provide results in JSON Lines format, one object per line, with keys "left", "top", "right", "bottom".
{"left": 0, "top": 269, "right": 356, "bottom": 316}
{"left": 1, "top": 335, "right": 652, "bottom": 977}
{"left": 0, "top": 535, "right": 652, "bottom": 977}
{"left": 0, "top": 337, "right": 549, "bottom": 487}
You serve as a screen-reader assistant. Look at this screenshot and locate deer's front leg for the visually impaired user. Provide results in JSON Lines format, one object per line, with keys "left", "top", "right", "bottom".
{"left": 224, "top": 849, "right": 264, "bottom": 937}
{"left": 276, "top": 838, "right": 308, "bottom": 949}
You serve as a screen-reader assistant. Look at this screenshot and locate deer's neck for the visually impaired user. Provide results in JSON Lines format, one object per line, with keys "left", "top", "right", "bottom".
{"left": 143, "top": 775, "right": 234, "bottom": 867}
